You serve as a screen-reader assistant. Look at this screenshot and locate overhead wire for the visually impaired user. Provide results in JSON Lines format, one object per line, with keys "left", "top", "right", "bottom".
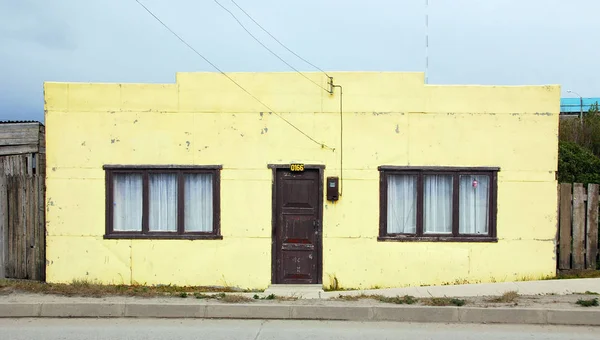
{"left": 133, "top": 0, "right": 333, "bottom": 150}
{"left": 229, "top": 0, "right": 330, "bottom": 79}
{"left": 213, "top": 0, "right": 330, "bottom": 93}
{"left": 220, "top": 0, "right": 344, "bottom": 195}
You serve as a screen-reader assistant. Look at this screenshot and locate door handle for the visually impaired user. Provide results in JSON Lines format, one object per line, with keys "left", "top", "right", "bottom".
{"left": 313, "top": 220, "right": 320, "bottom": 229}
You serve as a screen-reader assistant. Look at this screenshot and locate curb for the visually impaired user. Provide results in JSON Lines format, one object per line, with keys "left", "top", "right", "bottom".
{"left": 0, "top": 303, "right": 599, "bottom": 326}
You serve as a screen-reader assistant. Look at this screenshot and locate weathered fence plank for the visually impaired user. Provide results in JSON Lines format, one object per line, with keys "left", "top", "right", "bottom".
{"left": 36, "top": 174, "right": 46, "bottom": 281}
{"left": 0, "top": 176, "right": 6, "bottom": 278}
{"left": 32, "top": 175, "right": 39, "bottom": 280}
{"left": 572, "top": 184, "right": 586, "bottom": 269}
{"left": 0, "top": 174, "right": 45, "bottom": 280}
{"left": 26, "top": 176, "right": 35, "bottom": 280}
{"left": 7, "top": 177, "right": 17, "bottom": 277}
{"left": 559, "top": 183, "right": 573, "bottom": 269}
{"left": 19, "top": 177, "right": 27, "bottom": 278}
{"left": 587, "top": 184, "right": 599, "bottom": 270}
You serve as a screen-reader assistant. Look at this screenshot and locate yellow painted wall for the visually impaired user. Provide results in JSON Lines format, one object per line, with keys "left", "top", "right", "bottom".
{"left": 44, "top": 72, "right": 560, "bottom": 289}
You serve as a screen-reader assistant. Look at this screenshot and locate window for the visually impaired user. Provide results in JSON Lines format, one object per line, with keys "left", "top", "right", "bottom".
{"left": 104, "top": 165, "right": 221, "bottom": 239}
{"left": 379, "top": 166, "right": 498, "bottom": 242}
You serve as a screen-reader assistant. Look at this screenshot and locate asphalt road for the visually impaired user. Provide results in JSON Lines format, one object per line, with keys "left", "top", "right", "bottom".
{"left": 0, "top": 319, "right": 599, "bottom": 340}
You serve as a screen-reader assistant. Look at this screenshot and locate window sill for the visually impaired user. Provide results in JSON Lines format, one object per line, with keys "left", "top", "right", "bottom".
{"left": 104, "top": 234, "right": 223, "bottom": 240}
{"left": 377, "top": 236, "right": 498, "bottom": 243}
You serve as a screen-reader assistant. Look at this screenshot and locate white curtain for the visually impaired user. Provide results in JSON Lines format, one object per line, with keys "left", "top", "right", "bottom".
{"left": 184, "top": 173, "right": 213, "bottom": 232}
{"left": 424, "top": 175, "right": 453, "bottom": 234}
{"left": 113, "top": 173, "right": 143, "bottom": 231}
{"left": 459, "top": 175, "right": 490, "bottom": 234}
{"left": 387, "top": 175, "right": 417, "bottom": 233}
{"left": 149, "top": 173, "right": 178, "bottom": 232}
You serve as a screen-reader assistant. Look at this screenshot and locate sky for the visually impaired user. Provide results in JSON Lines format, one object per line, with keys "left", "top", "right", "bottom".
{"left": 1, "top": 0, "right": 599, "bottom": 122}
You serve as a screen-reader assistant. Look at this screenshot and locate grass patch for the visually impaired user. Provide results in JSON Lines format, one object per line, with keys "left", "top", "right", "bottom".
{"left": 376, "top": 295, "right": 418, "bottom": 305}
{"left": 337, "top": 294, "right": 469, "bottom": 307}
{"left": 194, "top": 292, "right": 253, "bottom": 303}
{"left": 573, "top": 291, "right": 599, "bottom": 295}
{"left": 335, "top": 294, "right": 364, "bottom": 301}
{"left": 334, "top": 294, "right": 417, "bottom": 304}
{"left": 253, "top": 293, "right": 298, "bottom": 301}
{"left": 324, "top": 275, "right": 340, "bottom": 291}
{"left": 486, "top": 291, "right": 519, "bottom": 303}
{"left": 220, "top": 294, "right": 253, "bottom": 303}
{"left": 576, "top": 298, "right": 599, "bottom": 307}
{"left": 423, "top": 297, "right": 467, "bottom": 307}
{"left": 0, "top": 278, "right": 242, "bottom": 298}
{"left": 253, "top": 293, "right": 276, "bottom": 300}
{"left": 553, "top": 270, "right": 600, "bottom": 280}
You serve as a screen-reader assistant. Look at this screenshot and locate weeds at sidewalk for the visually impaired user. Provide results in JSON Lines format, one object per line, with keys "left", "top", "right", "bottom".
{"left": 335, "top": 294, "right": 417, "bottom": 305}
{"left": 221, "top": 294, "right": 253, "bottom": 303}
{"left": 0, "top": 279, "right": 245, "bottom": 298}
{"left": 334, "top": 294, "right": 369, "bottom": 301}
{"left": 377, "top": 295, "right": 418, "bottom": 305}
{"left": 573, "top": 291, "right": 599, "bottom": 295}
{"left": 336, "top": 294, "right": 467, "bottom": 306}
{"left": 251, "top": 293, "right": 298, "bottom": 301}
{"left": 423, "top": 297, "right": 467, "bottom": 307}
{"left": 192, "top": 292, "right": 253, "bottom": 303}
{"left": 486, "top": 291, "right": 519, "bottom": 303}
{"left": 553, "top": 270, "right": 600, "bottom": 280}
{"left": 576, "top": 298, "right": 599, "bottom": 307}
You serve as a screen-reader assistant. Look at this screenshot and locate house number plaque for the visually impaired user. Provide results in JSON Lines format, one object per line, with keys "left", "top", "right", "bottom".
{"left": 290, "top": 164, "right": 305, "bottom": 172}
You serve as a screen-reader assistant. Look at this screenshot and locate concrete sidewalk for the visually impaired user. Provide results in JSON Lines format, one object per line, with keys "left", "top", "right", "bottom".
{"left": 327, "top": 278, "right": 600, "bottom": 299}
{"left": 257, "top": 278, "right": 600, "bottom": 299}
{"left": 1, "top": 301, "right": 599, "bottom": 326}
{"left": 1, "top": 279, "right": 599, "bottom": 326}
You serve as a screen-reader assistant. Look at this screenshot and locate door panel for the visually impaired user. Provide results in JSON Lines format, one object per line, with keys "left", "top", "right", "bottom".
{"left": 274, "top": 169, "right": 322, "bottom": 284}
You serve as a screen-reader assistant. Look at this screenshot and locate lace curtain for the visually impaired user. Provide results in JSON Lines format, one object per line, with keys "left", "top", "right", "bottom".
{"left": 184, "top": 173, "right": 213, "bottom": 232}
{"left": 113, "top": 173, "right": 143, "bottom": 231}
{"left": 149, "top": 174, "right": 178, "bottom": 231}
{"left": 112, "top": 172, "right": 213, "bottom": 232}
{"left": 387, "top": 175, "right": 417, "bottom": 233}
{"left": 423, "top": 175, "right": 453, "bottom": 234}
{"left": 459, "top": 175, "right": 489, "bottom": 234}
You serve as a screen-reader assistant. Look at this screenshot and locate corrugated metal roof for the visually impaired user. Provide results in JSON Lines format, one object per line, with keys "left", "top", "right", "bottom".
{"left": 0, "top": 120, "right": 42, "bottom": 125}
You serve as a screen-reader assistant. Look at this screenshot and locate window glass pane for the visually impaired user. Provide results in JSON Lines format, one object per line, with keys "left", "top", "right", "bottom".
{"left": 149, "top": 173, "right": 178, "bottom": 232}
{"left": 424, "top": 175, "right": 453, "bottom": 234}
{"left": 459, "top": 175, "right": 490, "bottom": 235}
{"left": 113, "top": 173, "right": 143, "bottom": 231}
{"left": 387, "top": 175, "right": 417, "bottom": 234}
{"left": 184, "top": 173, "right": 213, "bottom": 232}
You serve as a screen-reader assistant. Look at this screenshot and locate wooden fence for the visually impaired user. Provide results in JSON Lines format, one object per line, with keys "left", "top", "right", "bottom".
{"left": 558, "top": 183, "right": 599, "bottom": 270}
{"left": 0, "top": 174, "right": 45, "bottom": 280}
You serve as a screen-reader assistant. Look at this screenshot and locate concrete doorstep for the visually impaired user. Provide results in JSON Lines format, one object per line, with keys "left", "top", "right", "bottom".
{"left": 0, "top": 302, "right": 599, "bottom": 326}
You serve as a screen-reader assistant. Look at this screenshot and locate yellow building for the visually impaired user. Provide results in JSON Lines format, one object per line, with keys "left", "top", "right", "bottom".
{"left": 43, "top": 72, "right": 560, "bottom": 290}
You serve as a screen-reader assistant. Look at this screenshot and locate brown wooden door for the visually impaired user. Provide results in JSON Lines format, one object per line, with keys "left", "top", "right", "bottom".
{"left": 273, "top": 168, "right": 322, "bottom": 284}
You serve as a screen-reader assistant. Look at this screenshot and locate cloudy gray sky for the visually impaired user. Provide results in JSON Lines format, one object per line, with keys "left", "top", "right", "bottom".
{"left": 1, "top": 0, "right": 598, "bottom": 122}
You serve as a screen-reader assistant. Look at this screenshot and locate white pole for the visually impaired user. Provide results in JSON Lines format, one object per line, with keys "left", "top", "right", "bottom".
{"left": 425, "top": 0, "right": 429, "bottom": 84}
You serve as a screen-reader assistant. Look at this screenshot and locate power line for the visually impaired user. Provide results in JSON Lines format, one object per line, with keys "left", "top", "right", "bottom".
{"left": 229, "top": 0, "right": 330, "bottom": 78}
{"left": 133, "top": 0, "right": 333, "bottom": 150}
{"left": 213, "top": 0, "right": 330, "bottom": 93}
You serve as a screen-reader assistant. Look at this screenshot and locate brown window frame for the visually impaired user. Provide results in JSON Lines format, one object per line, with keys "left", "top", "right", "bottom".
{"left": 103, "top": 165, "right": 222, "bottom": 240}
{"left": 378, "top": 166, "right": 498, "bottom": 243}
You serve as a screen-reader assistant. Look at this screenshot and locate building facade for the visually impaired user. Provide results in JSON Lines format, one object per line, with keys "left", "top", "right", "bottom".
{"left": 44, "top": 72, "right": 560, "bottom": 289}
